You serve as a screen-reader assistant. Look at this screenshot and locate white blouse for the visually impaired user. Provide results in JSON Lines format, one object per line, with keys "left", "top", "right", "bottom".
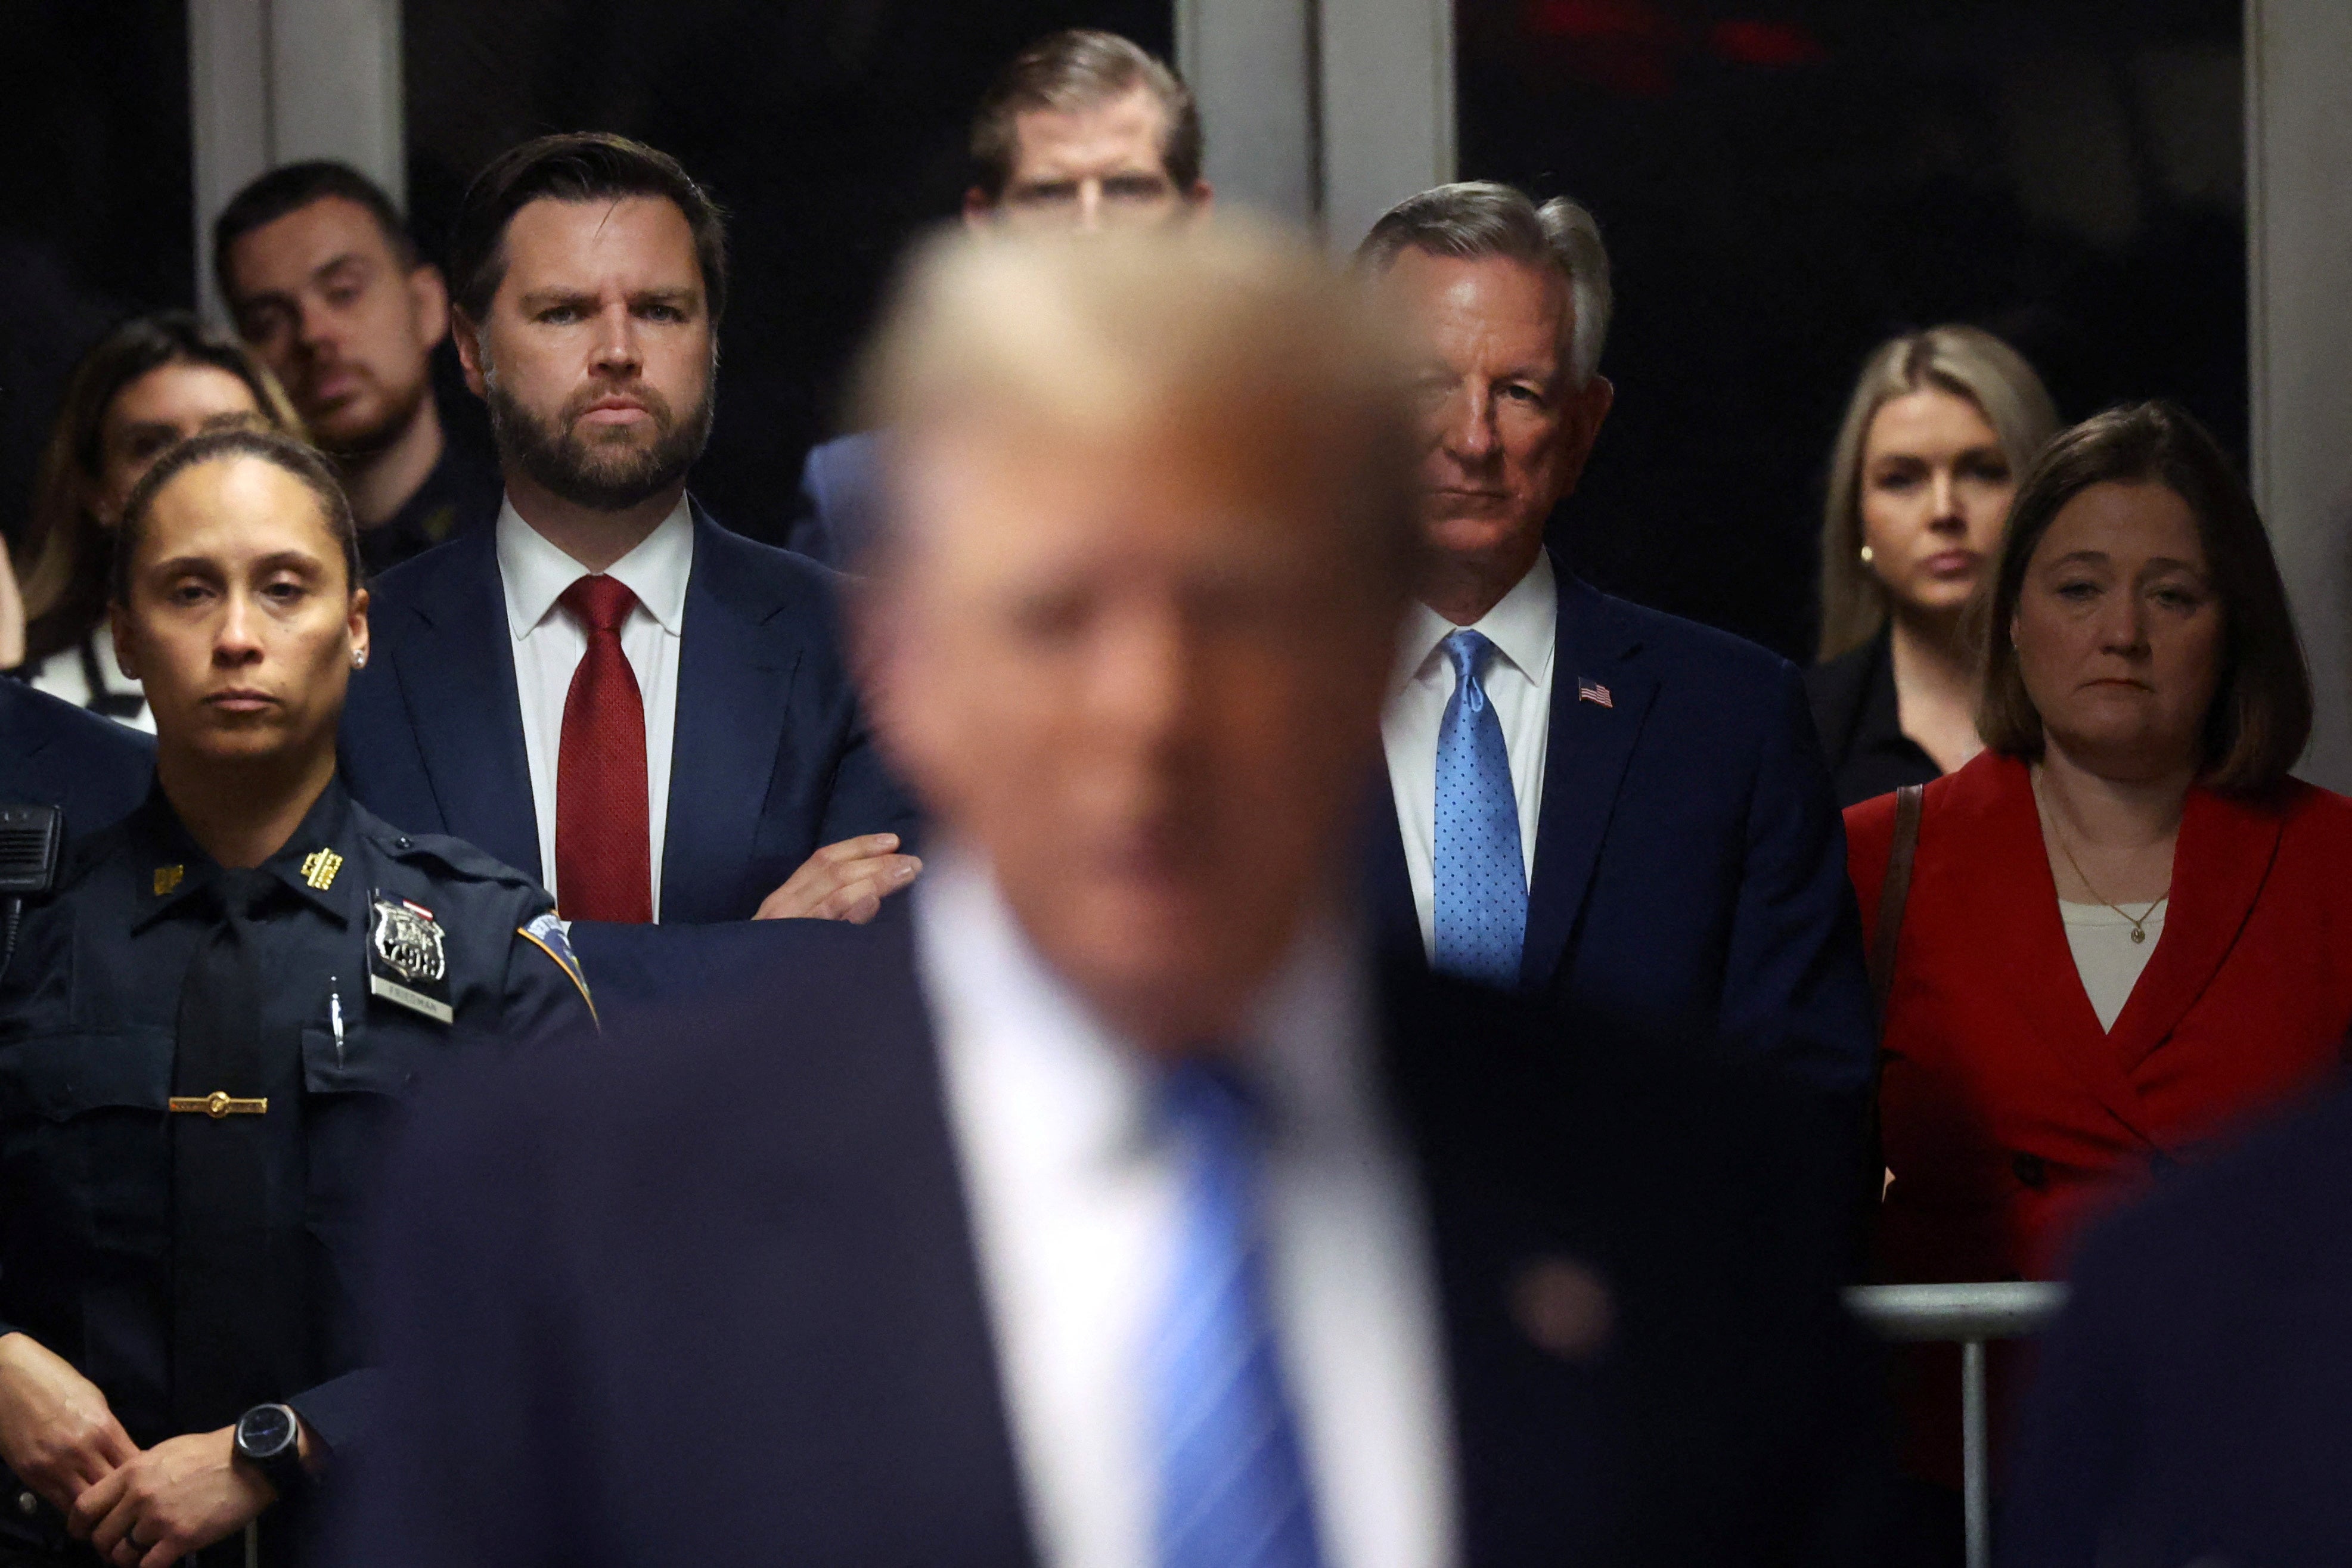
{"left": 2059, "top": 898, "right": 2168, "bottom": 1032}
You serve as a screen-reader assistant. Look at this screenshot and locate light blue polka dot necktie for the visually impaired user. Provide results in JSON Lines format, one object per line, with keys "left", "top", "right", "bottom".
{"left": 1432, "top": 628, "right": 1528, "bottom": 986}
{"left": 1147, "top": 1061, "right": 1327, "bottom": 1568}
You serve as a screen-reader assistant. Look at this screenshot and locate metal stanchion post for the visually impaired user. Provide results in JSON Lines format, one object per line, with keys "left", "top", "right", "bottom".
{"left": 1961, "top": 1338, "right": 1989, "bottom": 1568}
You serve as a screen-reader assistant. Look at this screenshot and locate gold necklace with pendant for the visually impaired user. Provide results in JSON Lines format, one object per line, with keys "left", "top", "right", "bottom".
{"left": 2039, "top": 779, "right": 2168, "bottom": 944}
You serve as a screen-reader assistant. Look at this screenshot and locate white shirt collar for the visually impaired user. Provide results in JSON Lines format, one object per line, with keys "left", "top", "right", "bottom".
{"left": 914, "top": 842, "right": 1379, "bottom": 1166}
{"left": 1392, "top": 549, "right": 1558, "bottom": 693}
{"left": 495, "top": 493, "right": 696, "bottom": 640}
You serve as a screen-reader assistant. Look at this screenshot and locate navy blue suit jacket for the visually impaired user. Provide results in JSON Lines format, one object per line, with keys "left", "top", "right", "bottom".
{"left": 783, "top": 431, "right": 883, "bottom": 566}
{"left": 342, "top": 911, "right": 1888, "bottom": 1567}
{"left": 1369, "top": 558, "right": 1875, "bottom": 1097}
{"left": 0, "top": 680, "right": 151, "bottom": 839}
{"left": 2001, "top": 1077, "right": 2352, "bottom": 1567}
{"left": 338, "top": 500, "right": 917, "bottom": 926}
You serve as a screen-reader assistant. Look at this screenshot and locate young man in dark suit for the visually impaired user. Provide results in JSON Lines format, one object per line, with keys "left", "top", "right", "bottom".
{"left": 338, "top": 134, "right": 919, "bottom": 942}
{"left": 345, "top": 224, "right": 1885, "bottom": 1567}
{"left": 1356, "top": 182, "right": 1875, "bottom": 1101}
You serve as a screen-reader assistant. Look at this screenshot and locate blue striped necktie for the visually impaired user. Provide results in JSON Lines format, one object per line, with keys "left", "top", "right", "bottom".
{"left": 1147, "top": 1061, "right": 1327, "bottom": 1568}
{"left": 1432, "top": 628, "right": 1528, "bottom": 985}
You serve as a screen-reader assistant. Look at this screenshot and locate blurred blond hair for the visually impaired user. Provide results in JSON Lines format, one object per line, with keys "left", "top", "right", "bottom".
{"left": 853, "top": 218, "right": 1419, "bottom": 594}
{"left": 1816, "top": 325, "right": 2058, "bottom": 662}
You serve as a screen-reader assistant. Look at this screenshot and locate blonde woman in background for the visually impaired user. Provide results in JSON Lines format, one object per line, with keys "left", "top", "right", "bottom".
{"left": 1806, "top": 325, "right": 2058, "bottom": 807}
{"left": 12, "top": 312, "right": 303, "bottom": 729}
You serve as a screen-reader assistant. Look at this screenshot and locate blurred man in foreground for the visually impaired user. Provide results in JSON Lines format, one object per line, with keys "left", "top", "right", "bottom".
{"left": 2001, "top": 1078, "right": 2352, "bottom": 1565}
{"left": 787, "top": 27, "right": 1211, "bottom": 564}
{"left": 344, "top": 225, "right": 1882, "bottom": 1567}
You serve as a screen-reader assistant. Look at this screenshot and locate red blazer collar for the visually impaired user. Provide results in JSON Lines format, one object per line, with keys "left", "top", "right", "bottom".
{"left": 1935, "top": 752, "right": 2288, "bottom": 1142}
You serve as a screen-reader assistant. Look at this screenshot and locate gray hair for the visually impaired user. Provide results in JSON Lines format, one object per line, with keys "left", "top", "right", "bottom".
{"left": 1353, "top": 181, "right": 1612, "bottom": 389}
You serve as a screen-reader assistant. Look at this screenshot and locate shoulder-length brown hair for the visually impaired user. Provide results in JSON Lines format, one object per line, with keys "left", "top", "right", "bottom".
{"left": 1977, "top": 400, "right": 2311, "bottom": 797}
{"left": 1817, "top": 325, "right": 2058, "bottom": 662}
{"left": 15, "top": 312, "right": 302, "bottom": 666}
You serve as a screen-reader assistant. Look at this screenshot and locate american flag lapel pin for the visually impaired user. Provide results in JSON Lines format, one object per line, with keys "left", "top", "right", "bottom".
{"left": 1577, "top": 677, "right": 1613, "bottom": 709}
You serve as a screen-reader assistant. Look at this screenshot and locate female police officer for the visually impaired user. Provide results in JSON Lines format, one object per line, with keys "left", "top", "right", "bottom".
{"left": 0, "top": 427, "right": 594, "bottom": 1567}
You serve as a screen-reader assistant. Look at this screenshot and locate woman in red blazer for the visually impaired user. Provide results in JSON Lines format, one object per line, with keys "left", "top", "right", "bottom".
{"left": 1847, "top": 401, "right": 2352, "bottom": 1500}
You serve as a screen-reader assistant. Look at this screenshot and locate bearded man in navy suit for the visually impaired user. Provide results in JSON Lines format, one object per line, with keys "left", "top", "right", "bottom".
{"left": 1357, "top": 183, "right": 1874, "bottom": 1101}
{"left": 339, "top": 133, "right": 919, "bottom": 949}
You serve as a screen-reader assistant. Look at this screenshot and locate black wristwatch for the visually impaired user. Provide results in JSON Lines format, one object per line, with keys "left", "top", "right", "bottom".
{"left": 231, "top": 1404, "right": 311, "bottom": 1504}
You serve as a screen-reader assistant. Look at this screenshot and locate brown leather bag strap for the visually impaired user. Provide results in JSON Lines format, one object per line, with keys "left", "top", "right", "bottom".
{"left": 1868, "top": 783, "right": 1925, "bottom": 1024}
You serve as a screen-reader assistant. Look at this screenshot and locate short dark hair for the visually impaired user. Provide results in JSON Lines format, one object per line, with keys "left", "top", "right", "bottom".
{"left": 969, "top": 30, "right": 1202, "bottom": 202}
{"left": 1978, "top": 400, "right": 2312, "bottom": 797}
{"left": 113, "top": 427, "right": 361, "bottom": 606}
{"left": 446, "top": 132, "right": 728, "bottom": 326}
{"left": 213, "top": 161, "right": 420, "bottom": 306}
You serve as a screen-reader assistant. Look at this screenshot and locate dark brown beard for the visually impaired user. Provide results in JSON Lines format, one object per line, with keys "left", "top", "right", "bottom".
{"left": 485, "top": 371, "right": 714, "bottom": 511}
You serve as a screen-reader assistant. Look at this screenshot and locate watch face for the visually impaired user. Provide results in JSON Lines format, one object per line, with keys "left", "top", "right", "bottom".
{"left": 238, "top": 1404, "right": 296, "bottom": 1457}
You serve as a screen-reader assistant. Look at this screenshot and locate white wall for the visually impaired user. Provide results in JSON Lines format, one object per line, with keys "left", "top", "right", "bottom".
{"left": 2246, "top": 0, "right": 2352, "bottom": 790}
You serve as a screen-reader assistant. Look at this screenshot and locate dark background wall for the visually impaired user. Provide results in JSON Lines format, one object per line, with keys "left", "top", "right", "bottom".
{"left": 1458, "top": 0, "right": 2245, "bottom": 659}
{"left": 0, "top": 0, "right": 192, "bottom": 548}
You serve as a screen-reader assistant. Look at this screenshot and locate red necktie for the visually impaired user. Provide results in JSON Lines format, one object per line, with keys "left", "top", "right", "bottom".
{"left": 555, "top": 575, "right": 653, "bottom": 923}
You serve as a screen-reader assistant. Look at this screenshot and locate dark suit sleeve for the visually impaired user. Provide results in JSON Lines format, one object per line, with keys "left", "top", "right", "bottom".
{"left": 817, "top": 697, "right": 923, "bottom": 853}
{"left": 1718, "top": 664, "right": 1878, "bottom": 1098}
{"left": 331, "top": 1068, "right": 600, "bottom": 1568}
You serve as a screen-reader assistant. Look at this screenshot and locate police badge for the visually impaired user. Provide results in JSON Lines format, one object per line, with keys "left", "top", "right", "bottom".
{"left": 368, "top": 892, "right": 454, "bottom": 1024}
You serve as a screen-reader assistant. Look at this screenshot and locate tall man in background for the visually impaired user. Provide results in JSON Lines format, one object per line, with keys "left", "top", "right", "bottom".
{"left": 786, "top": 28, "right": 1212, "bottom": 564}
{"left": 340, "top": 133, "right": 917, "bottom": 938}
{"left": 346, "top": 223, "right": 1881, "bottom": 1568}
{"left": 1358, "top": 183, "right": 1875, "bottom": 1100}
{"left": 215, "top": 163, "right": 502, "bottom": 575}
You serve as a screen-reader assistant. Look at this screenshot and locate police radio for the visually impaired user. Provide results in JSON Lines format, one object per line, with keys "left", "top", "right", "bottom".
{"left": 0, "top": 803, "right": 63, "bottom": 976}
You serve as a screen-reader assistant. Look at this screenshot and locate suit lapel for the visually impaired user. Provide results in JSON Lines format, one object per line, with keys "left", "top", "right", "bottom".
{"left": 1519, "top": 569, "right": 1659, "bottom": 991}
{"left": 2102, "top": 786, "right": 2286, "bottom": 1079}
{"left": 393, "top": 530, "right": 539, "bottom": 878}
{"left": 660, "top": 504, "right": 802, "bottom": 922}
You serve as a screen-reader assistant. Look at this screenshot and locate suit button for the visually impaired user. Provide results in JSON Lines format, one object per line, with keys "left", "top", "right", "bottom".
{"left": 1508, "top": 1254, "right": 1615, "bottom": 1362}
{"left": 394, "top": 836, "right": 413, "bottom": 850}
{"left": 2010, "top": 1151, "right": 2047, "bottom": 1190}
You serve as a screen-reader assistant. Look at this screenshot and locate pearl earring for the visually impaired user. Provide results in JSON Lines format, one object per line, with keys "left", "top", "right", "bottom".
{"left": 352, "top": 651, "right": 367, "bottom": 669}
{"left": 1858, "top": 544, "right": 1875, "bottom": 565}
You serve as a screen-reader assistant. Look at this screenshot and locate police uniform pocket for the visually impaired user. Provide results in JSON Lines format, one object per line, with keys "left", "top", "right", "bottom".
{"left": 299, "top": 1024, "right": 419, "bottom": 1099}
{"left": 0, "top": 1032, "right": 172, "bottom": 1122}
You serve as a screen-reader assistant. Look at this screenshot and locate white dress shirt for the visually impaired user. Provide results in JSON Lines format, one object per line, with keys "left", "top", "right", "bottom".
{"left": 917, "top": 847, "right": 1459, "bottom": 1568}
{"left": 496, "top": 496, "right": 692, "bottom": 919}
{"left": 1380, "top": 552, "right": 1557, "bottom": 960}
